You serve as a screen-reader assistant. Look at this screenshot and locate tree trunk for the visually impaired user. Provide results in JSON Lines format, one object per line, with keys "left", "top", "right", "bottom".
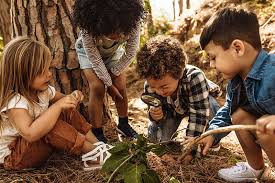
{"left": 0, "top": 0, "right": 12, "bottom": 45}
{"left": 10, "top": 0, "right": 112, "bottom": 123}
{"left": 178, "top": 0, "right": 183, "bottom": 16}
{"left": 186, "top": 0, "right": 190, "bottom": 9}
{"left": 144, "top": 0, "right": 154, "bottom": 37}
{"left": 172, "top": 0, "right": 176, "bottom": 21}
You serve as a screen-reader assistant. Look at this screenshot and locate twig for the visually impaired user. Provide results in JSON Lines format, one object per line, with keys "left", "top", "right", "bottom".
{"left": 148, "top": 139, "right": 180, "bottom": 146}
{"left": 179, "top": 125, "right": 257, "bottom": 160}
{"left": 107, "top": 154, "right": 134, "bottom": 183}
{"left": 261, "top": 13, "right": 275, "bottom": 29}
{"left": 170, "top": 128, "right": 187, "bottom": 140}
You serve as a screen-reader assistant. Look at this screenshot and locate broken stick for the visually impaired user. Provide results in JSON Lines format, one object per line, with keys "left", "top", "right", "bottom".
{"left": 179, "top": 125, "right": 257, "bottom": 160}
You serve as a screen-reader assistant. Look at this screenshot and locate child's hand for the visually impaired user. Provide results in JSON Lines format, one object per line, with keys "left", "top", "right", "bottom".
{"left": 54, "top": 95, "right": 79, "bottom": 110}
{"left": 181, "top": 152, "right": 194, "bottom": 165}
{"left": 256, "top": 115, "right": 275, "bottom": 136}
{"left": 198, "top": 135, "right": 214, "bottom": 156}
{"left": 107, "top": 85, "right": 123, "bottom": 100}
{"left": 70, "top": 90, "right": 84, "bottom": 103}
{"left": 149, "top": 106, "right": 164, "bottom": 121}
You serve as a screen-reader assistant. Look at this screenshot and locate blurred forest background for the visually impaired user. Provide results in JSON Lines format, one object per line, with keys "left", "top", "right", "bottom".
{"left": 0, "top": 0, "right": 274, "bottom": 182}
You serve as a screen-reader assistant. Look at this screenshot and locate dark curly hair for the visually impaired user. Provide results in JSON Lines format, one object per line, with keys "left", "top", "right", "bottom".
{"left": 73, "top": 0, "right": 145, "bottom": 37}
{"left": 136, "top": 35, "right": 187, "bottom": 80}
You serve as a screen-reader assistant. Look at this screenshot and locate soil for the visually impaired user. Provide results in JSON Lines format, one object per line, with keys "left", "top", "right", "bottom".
{"left": 0, "top": 0, "right": 274, "bottom": 182}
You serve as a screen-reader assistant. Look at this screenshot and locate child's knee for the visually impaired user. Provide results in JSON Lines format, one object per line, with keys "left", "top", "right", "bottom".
{"left": 231, "top": 108, "right": 257, "bottom": 125}
{"left": 89, "top": 82, "right": 105, "bottom": 98}
{"left": 256, "top": 133, "right": 272, "bottom": 145}
{"left": 118, "top": 87, "right": 127, "bottom": 98}
{"left": 114, "top": 82, "right": 126, "bottom": 95}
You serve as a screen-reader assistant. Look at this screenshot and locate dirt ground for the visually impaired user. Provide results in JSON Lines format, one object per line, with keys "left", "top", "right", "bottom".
{"left": 108, "top": 65, "right": 275, "bottom": 183}
{"left": 0, "top": 0, "right": 274, "bottom": 181}
{"left": 0, "top": 65, "right": 275, "bottom": 183}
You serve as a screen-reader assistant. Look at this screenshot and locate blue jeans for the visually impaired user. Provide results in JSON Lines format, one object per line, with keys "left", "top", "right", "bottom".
{"left": 75, "top": 37, "right": 125, "bottom": 70}
{"left": 147, "top": 95, "right": 220, "bottom": 142}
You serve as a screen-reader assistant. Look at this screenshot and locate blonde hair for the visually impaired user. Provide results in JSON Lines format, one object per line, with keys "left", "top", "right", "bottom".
{"left": 0, "top": 36, "right": 51, "bottom": 128}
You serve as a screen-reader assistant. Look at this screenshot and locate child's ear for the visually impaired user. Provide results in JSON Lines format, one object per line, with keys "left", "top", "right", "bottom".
{"left": 231, "top": 39, "right": 245, "bottom": 56}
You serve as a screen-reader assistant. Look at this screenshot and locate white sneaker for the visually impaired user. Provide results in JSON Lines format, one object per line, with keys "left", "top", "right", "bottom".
{"left": 218, "top": 162, "right": 263, "bottom": 182}
{"left": 82, "top": 142, "right": 114, "bottom": 171}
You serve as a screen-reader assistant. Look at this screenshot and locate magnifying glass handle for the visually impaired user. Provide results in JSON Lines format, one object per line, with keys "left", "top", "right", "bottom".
{"left": 157, "top": 127, "right": 162, "bottom": 142}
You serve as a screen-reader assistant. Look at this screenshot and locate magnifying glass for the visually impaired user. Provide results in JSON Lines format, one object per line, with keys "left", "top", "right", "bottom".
{"left": 140, "top": 93, "right": 162, "bottom": 107}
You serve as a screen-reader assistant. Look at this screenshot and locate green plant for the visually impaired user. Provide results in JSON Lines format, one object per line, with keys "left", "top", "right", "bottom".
{"left": 102, "top": 135, "right": 166, "bottom": 183}
{"left": 140, "top": 17, "right": 173, "bottom": 48}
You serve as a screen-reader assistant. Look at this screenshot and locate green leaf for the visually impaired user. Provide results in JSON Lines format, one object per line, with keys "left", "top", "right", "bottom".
{"left": 169, "top": 177, "right": 181, "bottom": 183}
{"left": 102, "top": 154, "right": 130, "bottom": 173}
{"left": 109, "top": 143, "right": 130, "bottom": 154}
{"left": 124, "top": 164, "right": 146, "bottom": 183}
{"left": 150, "top": 145, "right": 166, "bottom": 157}
{"left": 136, "top": 135, "right": 147, "bottom": 148}
{"left": 141, "top": 169, "right": 161, "bottom": 183}
{"left": 118, "top": 162, "right": 134, "bottom": 174}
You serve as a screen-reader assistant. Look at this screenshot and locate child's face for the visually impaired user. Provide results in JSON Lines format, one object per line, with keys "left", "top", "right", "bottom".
{"left": 31, "top": 65, "right": 52, "bottom": 92}
{"left": 105, "top": 33, "right": 125, "bottom": 41}
{"left": 147, "top": 74, "right": 179, "bottom": 97}
{"left": 205, "top": 41, "right": 242, "bottom": 80}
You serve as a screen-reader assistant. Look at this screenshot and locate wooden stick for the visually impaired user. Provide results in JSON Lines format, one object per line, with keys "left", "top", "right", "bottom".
{"left": 179, "top": 125, "right": 257, "bottom": 160}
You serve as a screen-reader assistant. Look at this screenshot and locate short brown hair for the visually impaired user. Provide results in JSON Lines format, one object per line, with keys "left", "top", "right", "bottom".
{"left": 136, "top": 35, "right": 186, "bottom": 80}
{"left": 200, "top": 7, "right": 261, "bottom": 50}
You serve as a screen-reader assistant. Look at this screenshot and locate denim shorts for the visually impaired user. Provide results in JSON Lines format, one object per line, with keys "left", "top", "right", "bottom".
{"left": 75, "top": 37, "right": 125, "bottom": 70}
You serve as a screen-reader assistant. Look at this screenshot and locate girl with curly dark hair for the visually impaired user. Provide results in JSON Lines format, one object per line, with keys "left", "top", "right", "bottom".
{"left": 73, "top": 0, "right": 144, "bottom": 142}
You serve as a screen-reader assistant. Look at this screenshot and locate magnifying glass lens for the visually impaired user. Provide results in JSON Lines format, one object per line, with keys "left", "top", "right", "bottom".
{"left": 141, "top": 94, "right": 162, "bottom": 107}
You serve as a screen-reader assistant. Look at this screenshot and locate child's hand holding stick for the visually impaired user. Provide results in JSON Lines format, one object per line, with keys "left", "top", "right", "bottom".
{"left": 179, "top": 125, "right": 257, "bottom": 161}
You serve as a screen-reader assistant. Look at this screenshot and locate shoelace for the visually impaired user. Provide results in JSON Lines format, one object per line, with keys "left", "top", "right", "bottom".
{"left": 232, "top": 163, "right": 258, "bottom": 178}
{"left": 82, "top": 143, "right": 113, "bottom": 166}
{"left": 232, "top": 164, "right": 247, "bottom": 173}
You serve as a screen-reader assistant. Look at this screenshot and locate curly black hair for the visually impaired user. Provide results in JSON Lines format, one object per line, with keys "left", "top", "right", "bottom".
{"left": 136, "top": 35, "right": 187, "bottom": 80}
{"left": 73, "top": 0, "right": 145, "bottom": 37}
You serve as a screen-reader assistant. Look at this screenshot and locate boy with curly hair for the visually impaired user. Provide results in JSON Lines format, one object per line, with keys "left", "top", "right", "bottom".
{"left": 199, "top": 7, "right": 275, "bottom": 182}
{"left": 136, "top": 35, "right": 220, "bottom": 159}
{"left": 73, "top": 0, "right": 144, "bottom": 142}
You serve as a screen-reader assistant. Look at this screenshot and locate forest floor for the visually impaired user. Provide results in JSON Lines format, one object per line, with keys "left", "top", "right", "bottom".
{"left": 0, "top": 0, "right": 274, "bottom": 182}
{"left": 2, "top": 65, "right": 275, "bottom": 183}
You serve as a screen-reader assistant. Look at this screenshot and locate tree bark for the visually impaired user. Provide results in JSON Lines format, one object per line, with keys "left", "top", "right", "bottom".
{"left": 0, "top": 0, "right": 12, "bottom": 44}
{"left": 186, "top": 0, "right": 190, "bottom": 9}
{"left": 172, "top": 0, "right": 176, "bottom": 21}
{"left": 10, "top": 0, "right": 112, "bottom": 122}
{"left": 178, "top": 0, "right": 183, "bottom": 16}
{"left": 144, "top": 0, "right": 154, "bottom": 37}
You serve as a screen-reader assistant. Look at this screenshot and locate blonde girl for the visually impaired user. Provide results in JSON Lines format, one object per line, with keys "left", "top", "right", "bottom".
{"left": 0, "top": 37, "right": 112, "bottom": 170}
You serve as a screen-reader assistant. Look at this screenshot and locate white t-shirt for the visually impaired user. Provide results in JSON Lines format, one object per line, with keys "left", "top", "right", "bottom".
{"left": 0, "top": 86, "right": 56, "bottom": 163}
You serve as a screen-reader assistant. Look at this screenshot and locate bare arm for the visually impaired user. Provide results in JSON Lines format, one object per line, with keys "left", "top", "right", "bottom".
{"left": 50, "top": 91, "right": 64, "bottom": 103}
{"left": 81, "top": 32, "right": 113, "bottom": 86}
{"left": 110, "top": 25, "right": 140, "bottom": 76}
{"left": 8, "top": 95, "right": 78, "bottom": 142}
